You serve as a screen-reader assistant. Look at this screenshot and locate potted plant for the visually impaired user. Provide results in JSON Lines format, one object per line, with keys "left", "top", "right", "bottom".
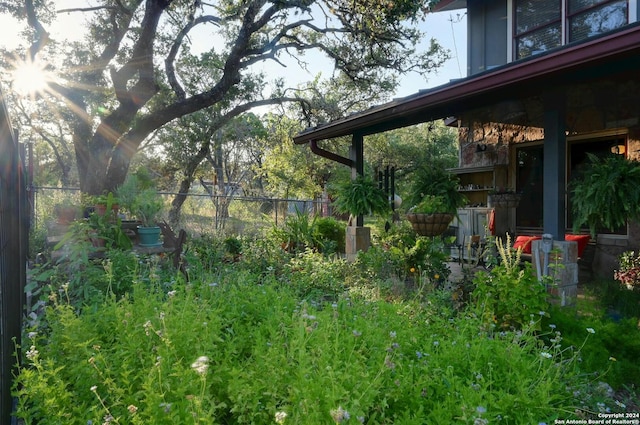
{"left": 133, "top": 188, "right": 164, "bottom": 247}
{"left": 63, "top": 192, "right": 131, "bottom": 250}
{"left": 116, "top": 170, "right": 164, "bottom": 246}
{"left": 406, "top": 166, "right": 467, "bottom": 236}
{"left": 53, "top": 200, "right": 80, "bottom": 225}
{"left": 487, "top": 188, "right": 522, "bottom": 208}
{"left": 115, "top": 173, "right": 139, "bottom": 220}
{"left": 570, "top": 153, "right": 640, "bottom": 237}
{"left": 406, "top": 195, "right": 457, "bottom": 236}
{"left": 92, "top": 192, "right": 120, "bottom": 217}
{"left": 330, "top": 174, "right": 390, "bottom": 260}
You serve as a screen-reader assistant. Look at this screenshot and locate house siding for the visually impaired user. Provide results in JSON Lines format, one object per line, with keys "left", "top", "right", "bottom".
{"left": 468, "top": 0, "right": 507, "bottom": 75}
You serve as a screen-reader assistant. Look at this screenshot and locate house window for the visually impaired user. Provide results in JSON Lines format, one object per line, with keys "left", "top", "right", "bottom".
{"left": 568, "top": 0, "right": 629, "bottom": 41}
{"left": 515, "top": 0, "right": 562, "bottom": 59}
{"left": 514, "top": 0, "right": 630, "bottom": 59}
{"left": 515, "top": 144, "right": 544, "bottom": 228}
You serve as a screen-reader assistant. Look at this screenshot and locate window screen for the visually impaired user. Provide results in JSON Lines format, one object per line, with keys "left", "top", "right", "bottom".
{"left": 514, "top": 0, "right": 561, "bottom": 58}
{"left": 515, "top": 0, "right": 561, "bottom": 35}
{"left": 569, "top": 0, "right": 628, "bottom": 41}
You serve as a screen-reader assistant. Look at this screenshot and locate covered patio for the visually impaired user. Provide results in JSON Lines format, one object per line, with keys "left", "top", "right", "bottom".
{"left": 294, "top": 23, "right": 640, "bottom": 278}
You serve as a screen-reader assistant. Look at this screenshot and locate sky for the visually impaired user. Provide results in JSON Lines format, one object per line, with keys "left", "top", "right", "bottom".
{"left": 395, "top": 10, "right": 467, "bottom": 97}
{"left": 245, "top": 9, "right": 468, "bottom": 99}
{"left": 0, "top": 4, "right": 467, "bottom": 101}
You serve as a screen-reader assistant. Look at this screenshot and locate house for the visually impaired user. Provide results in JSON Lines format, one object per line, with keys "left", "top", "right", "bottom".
{"left": 293, "top": 0, "right": 640, "bottom": 279}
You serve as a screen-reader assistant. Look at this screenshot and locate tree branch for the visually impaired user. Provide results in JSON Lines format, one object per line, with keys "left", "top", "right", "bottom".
{"left": 57, "top": 6, "right": 122, "bottom": 14}
{"left": 24, "top": 0, "right": 50, "bottom": 60}
{"left": 165, "top": 15, "right": 221, "bottom": 101}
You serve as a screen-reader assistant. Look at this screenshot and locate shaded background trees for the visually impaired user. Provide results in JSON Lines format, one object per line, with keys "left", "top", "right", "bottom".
{"left": 1, "top": 0, "right": 449, "bottom": 202}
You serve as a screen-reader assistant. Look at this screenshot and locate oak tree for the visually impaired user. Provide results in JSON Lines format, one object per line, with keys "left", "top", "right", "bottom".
{"left": 2, "top": 0, "right": 449, "bottom": 195}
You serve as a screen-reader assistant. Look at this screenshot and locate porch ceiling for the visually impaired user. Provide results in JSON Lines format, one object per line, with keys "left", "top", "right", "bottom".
{"left": 293, "top": 23, "right": 640, "bottom": 144}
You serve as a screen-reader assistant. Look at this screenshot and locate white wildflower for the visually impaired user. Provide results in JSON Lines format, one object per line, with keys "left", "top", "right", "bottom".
{"left": 143, "top": 320, "right": 152, "bottom": 336}
{"left": 191, "top": 355, "right": 209, "bottom": 375}
{"left": 275, "top": 411, "right": 287, "bottom": 424}
{"left": 586, "top": 327, "right": 595, "bottom": 334}
{"left": 26, "top": 345, "right": 39, "bottom": 361}
{"left": 540, "top": 352, "right": 553, "bottom": 359}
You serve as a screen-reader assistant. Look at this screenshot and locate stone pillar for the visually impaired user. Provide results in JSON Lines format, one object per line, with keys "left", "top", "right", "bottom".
{"left": 532, "top": 239, "right": 578, "bottom": 306}
{"left": 345, "top": 225, "right": 371, "bottom": 262}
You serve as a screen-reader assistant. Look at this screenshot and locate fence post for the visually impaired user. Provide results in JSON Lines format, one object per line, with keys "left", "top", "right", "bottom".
{"left": 0, "top": 93, "right": 27, "bottom": 424}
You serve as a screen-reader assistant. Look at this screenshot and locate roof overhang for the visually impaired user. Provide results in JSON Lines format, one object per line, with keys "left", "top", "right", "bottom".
{"left": 293, "top": 23, "right": 640, "bottom": 145}
{"left": 430, "top": 0, "right": 467, "bottom": 12}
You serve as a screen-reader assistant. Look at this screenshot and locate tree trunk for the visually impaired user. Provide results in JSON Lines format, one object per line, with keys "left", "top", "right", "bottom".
{"left": 169, "top": 178, "right": 192, "bottom": 229}
{"left": 167, "top": 140, "right": 212, "bottom": 227}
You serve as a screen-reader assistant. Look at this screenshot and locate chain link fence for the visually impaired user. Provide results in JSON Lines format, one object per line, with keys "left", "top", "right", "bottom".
{"left": 31, "top": 186, "right": 328, "bottom": 241}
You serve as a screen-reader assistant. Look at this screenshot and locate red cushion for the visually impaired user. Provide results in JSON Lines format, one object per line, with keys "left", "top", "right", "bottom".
{"left": 564, "top": 234, "right": 590, "bottom": 257}
{"left": 513, "top": 235, "right": 541, "bottom": 254}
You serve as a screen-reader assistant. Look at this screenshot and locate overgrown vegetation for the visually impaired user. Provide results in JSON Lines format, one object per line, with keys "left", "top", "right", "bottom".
{"left": 16, "top": 220, "right": 640, "bottom": 424}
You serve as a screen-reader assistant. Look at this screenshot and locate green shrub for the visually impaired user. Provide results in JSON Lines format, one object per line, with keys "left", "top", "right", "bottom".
{"left": 314, "top": 216, "right": 346, "bottom": 253}
{"left": 472, "top": 238, "right": 548, "bottom": 329}
{"left": 270, "top": 209, "right": 323, "bottom": 254}
{"left": 186, "top": 234, "right": 228, "bottom": 273}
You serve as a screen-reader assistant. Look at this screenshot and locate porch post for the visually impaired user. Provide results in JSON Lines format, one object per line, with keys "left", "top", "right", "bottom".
{"left": 543, "top": 91, "right": 566, "bottom": 241}
{"left": 350, "top": 132, "right": 365, "bottom": 227}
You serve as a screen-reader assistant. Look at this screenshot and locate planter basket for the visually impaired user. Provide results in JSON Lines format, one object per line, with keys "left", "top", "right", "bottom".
{"left": 406, "top": 213, "right": 454, "bottom": 237}
{"left": 488, "top": 193, "right": 522, "bottom": 208}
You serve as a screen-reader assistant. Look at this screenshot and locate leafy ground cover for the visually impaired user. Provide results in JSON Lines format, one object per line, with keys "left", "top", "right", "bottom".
{"left": 14, "top": 221, "right": 640, "bottom": 424}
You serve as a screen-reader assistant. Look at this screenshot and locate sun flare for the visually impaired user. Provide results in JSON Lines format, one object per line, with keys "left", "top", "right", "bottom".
{"left": 11, "top": 56, "right": 51, "bottom": 96}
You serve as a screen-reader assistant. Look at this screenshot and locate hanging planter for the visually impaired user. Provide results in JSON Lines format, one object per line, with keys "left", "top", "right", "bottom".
{"left": 406, "top": 212, "right": 454, "bottom": 237}
{"left": 329, "top": 174, "right": 391, "bottom": 261}
{"left": 406, "top": 195, "right": 457, "bottom": 237}
{"left": 488, "top": 192, "right": 522, "bottom": 208}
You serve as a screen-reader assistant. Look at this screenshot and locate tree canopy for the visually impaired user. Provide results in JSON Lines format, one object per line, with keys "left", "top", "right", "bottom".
{"left": 1, "top": 0, "right": 449, "bottom": 196}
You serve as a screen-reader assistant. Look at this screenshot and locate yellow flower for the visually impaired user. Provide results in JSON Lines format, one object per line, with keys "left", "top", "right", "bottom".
{"left": 434, "top": 274, "right": 440, "bottom": 280}
{"left": 410, "top": 267, "right": 416, "bottom": 273}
